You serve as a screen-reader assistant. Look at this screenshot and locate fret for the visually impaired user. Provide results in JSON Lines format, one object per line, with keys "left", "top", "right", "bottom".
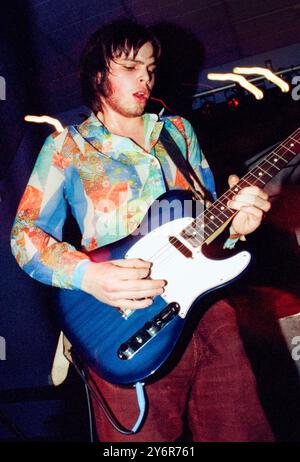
{"left": 203, "top": 220, "right": 220, "bottom": 240}
{"left": 181, "top": 220, "right": 205, "bottom": 240}
{"left": 217, "top": 194, "right": 238, "bottom": 215}
{"left": 281, "top": 142, "right": 298, "bottom": 156}
{"left": 288, "top": 135, "right": 300, "bottom": 151}
{"left": 222, "top": 190, "right": 236, "bottom": 201}
{"left": 205, "top": 199, "right": 235, "bottom": 226}
{"left": 202, "top": 218, "right": 218, "bottom": 234}
{"left": 265, "top": 158, "right": 280, "bottom": 171}
{"left": 180, "top": 225, "right": 202, "bottom": 247}
{"left": 189, "top": 220, "right": 204, "bottom": 234}
{"left": 219, "top": 206, "right": 232, "bottom": 219}
{"left": 267, "top": 153, "right": 288, "bottom": 170}
{"left": 217, "top": 197, "right": 232, "bottom": 211}
{"left": 241, "top": 178, "right": 253, "bottom": 186}
{"left": 238, "top": 178, "right": 253, "bottom": 188}
{"left": 190, "top": 223, "right": 206, "bottom": 241}
{"left": 257, "top": 164, "right": 273, "bottom": 178}
{"left": 276, "top": 143, "right": 298, "bottom": 163}
{"left": 205, "top": 211, "right": 224, "bottom": 227}
{"left": 268, "top": 150, "right": 288, "bottom": 163}
{"left": 283, "top": 143, "right": 296, "bottom": 154}
{"left": 195, "top": 216, "right": 218, "bottom": 239}
{"left": 259, "top": 161, "right": 281, "bottom": 178}
{"left": 208, "top": 203, "right": 231, "bottom": 220}
{"left": 245, "top": 171, "right": 265, "bottom": 187}
{"left": 232, "top": 185, "right": 241, "bottom": 193}
{"left": 274, "top": 148, "right": 296, "bottom": 164}
{"left": 249, "top": 166, "right": 272, "bottom": 186}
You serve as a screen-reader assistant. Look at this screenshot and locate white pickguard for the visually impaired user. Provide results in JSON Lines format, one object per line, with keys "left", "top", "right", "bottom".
{"left": 126, "top": 217, "right": 251, "bottom": 318}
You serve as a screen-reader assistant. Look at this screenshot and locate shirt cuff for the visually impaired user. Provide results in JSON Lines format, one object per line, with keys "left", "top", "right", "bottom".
{"left": 223, "top": 225, "right": 246, "bottom": 250}
{"left": 71, "top": 259, "right": 91, "bottom": 290}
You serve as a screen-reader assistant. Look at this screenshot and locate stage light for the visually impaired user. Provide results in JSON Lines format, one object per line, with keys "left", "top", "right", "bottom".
{"left": 24, "top": 115, "right": 64, "bottom": 132}
{"left": 233, "top": 67, "right": 290, "bottom": 93}
{"left": 207, "top": 72, "right": 264, "bottom": 99}
{"left": 228, "top": 97, "right": 240, "bottom": 110}
{"left": 224, "top": 88, "right": 244, "bottom": 111}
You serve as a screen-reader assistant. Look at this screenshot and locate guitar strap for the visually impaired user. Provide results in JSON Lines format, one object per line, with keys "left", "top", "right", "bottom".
{"left": 159, "top": 125, "right": 212, "bottom": 205}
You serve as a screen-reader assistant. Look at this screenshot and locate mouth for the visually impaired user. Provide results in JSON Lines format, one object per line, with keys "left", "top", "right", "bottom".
{"left": 132, "top": 90, "right": 149, "bottom": 103}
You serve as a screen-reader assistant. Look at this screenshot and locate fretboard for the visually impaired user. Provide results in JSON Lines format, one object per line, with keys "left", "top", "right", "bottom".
{"left": 180, "top": 127, "right": 300, "bottom": 247}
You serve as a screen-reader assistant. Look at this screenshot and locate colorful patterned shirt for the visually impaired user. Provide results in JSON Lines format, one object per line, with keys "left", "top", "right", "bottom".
{"left": 11, "top": 112, "right": 217, "bottom": 290}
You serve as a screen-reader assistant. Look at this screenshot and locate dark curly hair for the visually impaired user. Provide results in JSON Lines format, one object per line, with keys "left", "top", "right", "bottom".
{"left": 79, "top": 19, "right": 161, "bottom": 113}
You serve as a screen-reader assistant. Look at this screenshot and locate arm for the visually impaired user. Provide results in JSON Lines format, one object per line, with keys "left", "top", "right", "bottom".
{"left": 10, "top": 131, "right": 90, "bottom": 290}
{"left": 11, "top": 130, "right": 166, "bottom": 307}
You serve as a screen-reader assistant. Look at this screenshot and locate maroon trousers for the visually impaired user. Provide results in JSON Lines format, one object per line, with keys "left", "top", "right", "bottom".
{"left": 88, "top": 299, "right": 274, "bottom": 442}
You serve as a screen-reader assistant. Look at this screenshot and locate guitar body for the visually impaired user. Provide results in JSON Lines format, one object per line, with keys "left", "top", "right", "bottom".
{"left": 58, "top": 190, "right": 251, "bottom": 385}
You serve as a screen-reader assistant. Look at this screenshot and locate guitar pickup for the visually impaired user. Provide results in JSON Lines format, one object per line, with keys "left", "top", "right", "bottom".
{"left": 169, "top": 236, "right": 193, "bottom": 258}
{"left": 117, "top": 303, "right": 180, "bottom": 360}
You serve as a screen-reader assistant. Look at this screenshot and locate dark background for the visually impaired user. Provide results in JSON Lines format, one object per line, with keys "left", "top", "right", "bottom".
{"left": 0, "top": 0, "right": 299, "bottom": 441}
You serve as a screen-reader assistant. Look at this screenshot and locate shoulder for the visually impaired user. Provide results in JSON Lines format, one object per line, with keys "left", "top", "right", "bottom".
{"left": 43, "top": 127, "right": 69, "bottom": 150}
{"left": 46, "top": 114, "right": 93, "bottom": 150}
{"left": 45, "top": 112, "right": 98, "bottom": 145}
{"left": 36, "top": 125, "right": 81, "bottom": 170}
{"left": 161, "top": 115, "right": 194, "bottom": 137}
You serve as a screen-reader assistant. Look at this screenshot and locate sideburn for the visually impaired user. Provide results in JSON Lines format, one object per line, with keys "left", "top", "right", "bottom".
{"left": 93, "top": 71, "right": 113, "bottom": 112}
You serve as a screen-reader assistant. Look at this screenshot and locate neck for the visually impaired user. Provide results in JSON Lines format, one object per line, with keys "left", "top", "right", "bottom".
{"left": 96, "top": 107, "right": 144, "bottom": 137}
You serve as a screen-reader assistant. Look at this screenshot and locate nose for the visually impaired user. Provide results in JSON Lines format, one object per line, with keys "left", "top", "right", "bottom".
{"left": 139, "top": 67, "right": 152, "bottom": 85}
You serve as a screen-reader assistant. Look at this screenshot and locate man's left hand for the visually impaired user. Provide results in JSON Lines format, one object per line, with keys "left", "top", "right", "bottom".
{"left": 227, "top": 174, "right": 271, "bottom": 236}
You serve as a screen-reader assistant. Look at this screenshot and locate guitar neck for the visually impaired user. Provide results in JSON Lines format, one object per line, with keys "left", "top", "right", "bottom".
{"left": 180, "top": 127, "right": 300, "bottom": 246}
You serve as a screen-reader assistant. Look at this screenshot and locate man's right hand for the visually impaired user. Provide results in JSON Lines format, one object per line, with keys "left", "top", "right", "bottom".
{"left": 81, "top": 258, "right": 166, "bottom": 309}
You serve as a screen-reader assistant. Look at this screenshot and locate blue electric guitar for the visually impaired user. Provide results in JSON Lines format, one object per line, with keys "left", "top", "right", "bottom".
{"left": 58, "top": 128, "right": 299, "bottom": 385}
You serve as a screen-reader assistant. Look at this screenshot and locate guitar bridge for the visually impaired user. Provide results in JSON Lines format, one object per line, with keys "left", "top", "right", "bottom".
{"left": 117, "top": 307, "right": 134, "bottom": 319}
{"left": 117, "top": 302, "right": 180, "bottom": 360}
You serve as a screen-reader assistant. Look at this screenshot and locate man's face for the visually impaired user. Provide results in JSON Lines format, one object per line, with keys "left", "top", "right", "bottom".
{"left": 99, "top": 41, "right": 157, "bottom": 118}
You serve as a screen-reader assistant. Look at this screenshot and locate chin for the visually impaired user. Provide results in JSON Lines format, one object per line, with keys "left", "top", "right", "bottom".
{"left": 124, "top": 108, "right": 145, "bottom": 117}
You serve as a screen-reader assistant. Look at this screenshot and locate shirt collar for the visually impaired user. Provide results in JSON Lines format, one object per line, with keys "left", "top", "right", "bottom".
{"left": 75, "top": 112, "right": 164, "bottom": 159}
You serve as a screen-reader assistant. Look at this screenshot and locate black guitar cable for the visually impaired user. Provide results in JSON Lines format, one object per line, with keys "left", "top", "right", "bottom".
{"left": 71, "top": 356, "right": 146, "bottom": 437}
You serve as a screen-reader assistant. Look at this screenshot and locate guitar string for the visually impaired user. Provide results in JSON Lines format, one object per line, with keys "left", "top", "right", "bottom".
{"left": 141, "top": 129, "right": 300, "bottom": 269}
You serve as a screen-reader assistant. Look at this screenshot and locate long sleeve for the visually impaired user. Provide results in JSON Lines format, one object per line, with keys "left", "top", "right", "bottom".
{"left": 10, "top": 131, "right": 90, "bottom": 290}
